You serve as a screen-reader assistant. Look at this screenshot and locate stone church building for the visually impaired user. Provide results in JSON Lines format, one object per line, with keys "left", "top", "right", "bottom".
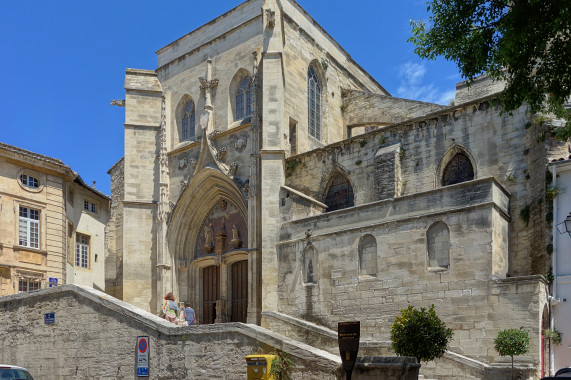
{"left": 105, "top": 0, "right": 569, "bottom": 377}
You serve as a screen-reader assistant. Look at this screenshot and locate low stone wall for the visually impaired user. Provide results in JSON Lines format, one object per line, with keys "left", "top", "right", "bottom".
{"left": 0, "top": 285, "right": 416, "bottom": 380}
{"left": 262, "top": 310, "right": 539, "bottom": 380}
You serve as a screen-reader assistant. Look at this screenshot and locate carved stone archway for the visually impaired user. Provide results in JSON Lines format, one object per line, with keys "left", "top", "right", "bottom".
{"left": 168, "top": 168, "right": 250, "bottom": 324}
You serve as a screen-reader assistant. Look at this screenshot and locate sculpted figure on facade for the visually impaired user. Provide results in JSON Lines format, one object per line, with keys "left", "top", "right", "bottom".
{"left": 230, "top": 224, "right": 241, "bottom": 249}
{"left": 204, "top": 223, "right": 214, "bottom": 253}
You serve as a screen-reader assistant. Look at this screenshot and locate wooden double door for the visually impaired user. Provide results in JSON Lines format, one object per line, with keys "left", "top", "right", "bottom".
{"left": 202, "top": 260, "right": 248, "bottom": 324}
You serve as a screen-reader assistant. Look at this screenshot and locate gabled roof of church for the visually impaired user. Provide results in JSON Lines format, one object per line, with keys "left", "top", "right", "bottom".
{"left": 155, "top": 0, "right": 388, "bottom": 95}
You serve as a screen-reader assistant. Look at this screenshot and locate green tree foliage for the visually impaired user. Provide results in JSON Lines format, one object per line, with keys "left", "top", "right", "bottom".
{"left": 390, "top": 304, "right": 453, "bottom": 363}
{"left": 494, "top": 327, "right": 530, "bottom": 379}
{"left": 409, "top": 1, "right": 571, "bottom": 140}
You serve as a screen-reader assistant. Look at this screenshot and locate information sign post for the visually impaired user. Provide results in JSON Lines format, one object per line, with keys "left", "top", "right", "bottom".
{"left": 338, "top": 321, "right": 360, "bottom": 380}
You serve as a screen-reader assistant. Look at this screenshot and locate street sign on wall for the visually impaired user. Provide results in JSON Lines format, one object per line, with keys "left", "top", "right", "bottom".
{"left": 44, "top": 313, "right": 55, "bottom": 324}
{"left": 136, "top": 336, "right": 149, "bottom": 377}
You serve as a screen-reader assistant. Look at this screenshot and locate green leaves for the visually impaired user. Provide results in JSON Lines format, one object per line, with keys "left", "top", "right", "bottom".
{"left": 410, "top": 0, "right": 571, "bottom": 140}
{"left": 390, "top": 304, "right": 453, "bottom": 363}
{"left": 494, "top": 327, "right": 530, "bottom": 357}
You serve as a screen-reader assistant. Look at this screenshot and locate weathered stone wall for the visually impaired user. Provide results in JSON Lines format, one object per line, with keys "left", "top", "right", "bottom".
{"left": 0, "top": 285, "right": 419, "bottom": 380}
{"left": 105, "top": 157, "right": 124, "bottom": 299}
{"left": 285, "top": 99, "right": 553, "bottom": 277}
{"left": 343, "top": 90, "right": 447, "bottom": 127}
{"left": 277, "top": 180, "right": 512, "bottom": 355}
{"left": 454, "top": 75, "right": 505, "bottom": 105}
{"left": 123, "top": 69, "right": 162, "bottom": 312}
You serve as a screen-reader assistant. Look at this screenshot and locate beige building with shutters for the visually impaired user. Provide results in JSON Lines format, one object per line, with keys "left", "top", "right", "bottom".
{"left": 104, "top": 1, "right": 570, "bottom": 378}
{"left": 0, "top": 142, "right": 109, "bottom": 295}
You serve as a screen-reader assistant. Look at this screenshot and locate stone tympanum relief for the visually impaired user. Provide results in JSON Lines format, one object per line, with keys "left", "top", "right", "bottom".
{"left": 195, "top": 200, "right": 247, "bottom": 259}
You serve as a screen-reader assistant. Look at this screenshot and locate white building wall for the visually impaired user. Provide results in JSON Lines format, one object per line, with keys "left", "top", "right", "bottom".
{"left": 551, "top": 159, "right": 571, "bottom": 371}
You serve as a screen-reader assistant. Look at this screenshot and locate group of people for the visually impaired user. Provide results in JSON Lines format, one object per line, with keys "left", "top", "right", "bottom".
{"left": 161, "top": 292, "right": 197, "bottom": 326}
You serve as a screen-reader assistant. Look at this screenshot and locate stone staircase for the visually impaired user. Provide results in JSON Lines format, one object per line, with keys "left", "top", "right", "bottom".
{"left": 261, "top": 311, "right": 537, "bottom": 380}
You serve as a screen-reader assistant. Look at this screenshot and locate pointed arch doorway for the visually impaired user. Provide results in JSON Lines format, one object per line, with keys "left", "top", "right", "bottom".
{"left": 168, "top": 168, "right": 254, "bottom": 325}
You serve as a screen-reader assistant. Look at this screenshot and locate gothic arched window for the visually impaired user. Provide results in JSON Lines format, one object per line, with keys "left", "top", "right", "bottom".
{"left": 427, "top": 222, "right": 450, "bottom": 269}
{"left": 303, "top": 245, "right": 317, "bottom": 284}
{"left": 235, "top": 76, "right": 252, "bottom": 120}
{"left": 324, "top": 173, "right": 354, "bottom": 212}
{"left": 181, "top": 100, "right": 195, "bottom": 142}
{"left": 441, "top": 153, "right": 474, "bottom": 186}
{"left": 308, "top": 66, "right": 321, "bottom": 140}
{"left": 359, "top": 235, "right": 377, "bottom": 276}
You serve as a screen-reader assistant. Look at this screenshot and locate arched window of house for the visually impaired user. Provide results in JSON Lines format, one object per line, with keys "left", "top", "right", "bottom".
{"left": 308, "top": 65, "right": 321, "bottom": 140}
{"left": 235, "top": 76, "right": 252, "bottom": 120}
{"left": 441, "top": 153, "right": 474, "bottom": 186}
{"left": 359, "top": 235, "right": 377, "bottom": 276}
{"left": 181, "top": 100, "right": 195, "bottom": 142}
{"left": 303, "top": 245, "right": 317, "bottom": 284}
{"left": 427, "top": 222, "right": 450, "bottom": 269}
{"left": 324, "top": 173, "right": 354, "bottom": 212}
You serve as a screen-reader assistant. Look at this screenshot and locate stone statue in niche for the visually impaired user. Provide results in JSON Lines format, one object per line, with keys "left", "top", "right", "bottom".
{"left": 220, "top": 200, "right": 227, "bottom": 211}
{"left": 230, "top": 224, "right": 241, "bottom": 249}
{"left": 178, "top": 155, "right": 188, "bottom": 170}
{"left": 307, "top": 259, "right": 314, "bottom": 283}
{"left": 204, "top": 223, "right": 214, "bottom": 253}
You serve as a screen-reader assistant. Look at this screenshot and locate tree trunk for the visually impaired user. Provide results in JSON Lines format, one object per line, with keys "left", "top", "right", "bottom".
{"left": 511, "top": 355, "right": 514, "bottom": 380}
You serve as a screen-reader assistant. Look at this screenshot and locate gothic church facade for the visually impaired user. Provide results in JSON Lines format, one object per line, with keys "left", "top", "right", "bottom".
{"left": 106, "top": 1, "right": 569, "bottom": 377}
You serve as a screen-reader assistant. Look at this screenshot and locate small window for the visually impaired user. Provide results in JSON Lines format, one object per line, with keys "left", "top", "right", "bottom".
{"left": 75, "top": 233, "right": 90, "bottom": 268}
{"left": 84, "top": 200, "right": 97, "bottom": 214}
{"left": 427, "top": 222, "right": 450, "bottom": 269}
{"left": 19, "top": 206, "right": 40, "bottom": 249}
{"left": 308, "top": 66, "right": 321, "bottom": 140}
{"left": 18, "top": 278, "right": 41, "bottom": 293}
{"left": 181, "top": 100, "right": 196, "bottom": 141}
{"left": 19, "top": 174, "right": 39, "bottom": 189}
{"left": 235, "top": 76, "right": 253, "bottom": 120}
{"left": 324, "top": 173, "right": 354, "bottom": 212}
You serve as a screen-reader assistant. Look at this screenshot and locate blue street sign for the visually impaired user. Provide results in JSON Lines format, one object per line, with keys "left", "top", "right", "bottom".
{"left": 44, "top": 313, "right": 55, "bottom": 324}
{"left": 137, "top": 368, "right": 148, "bottom": 376}
{"left": 48, "top": 277, "right": 58, "bottom": 284}
{"left": 136, "top": 336, "right": 149, "bottom": 377}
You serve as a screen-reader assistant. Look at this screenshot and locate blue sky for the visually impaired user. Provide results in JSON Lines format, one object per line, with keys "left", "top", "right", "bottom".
{"left": 0, "top": 0, "right": 460, "bottom": 195}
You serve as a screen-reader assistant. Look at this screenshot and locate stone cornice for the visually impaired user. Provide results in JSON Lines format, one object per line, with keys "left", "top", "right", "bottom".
{"left": 278, "top": 177, "right": 510, "bottom": 244}
{"left": 0, "top": 142, "right": 73, "bottom": 178}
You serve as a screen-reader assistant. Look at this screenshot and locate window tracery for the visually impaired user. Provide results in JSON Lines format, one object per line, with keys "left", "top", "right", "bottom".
{"left": 181, "top": 100, "right": 195, "bottom": 141}
{"left": 308, "top": 66, "right": 321, "bottom": 140}
{"left": 235, "top": 76, "right": 252, "bottom": 120}
{"left": 441, "top": 153, "right": 474, "bottom": 186}
{"left": 324, "top": 173, "right": 354, "bottom": 212}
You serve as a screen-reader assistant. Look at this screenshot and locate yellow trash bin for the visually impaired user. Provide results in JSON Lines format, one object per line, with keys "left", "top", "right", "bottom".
{"left": 246, "top": 354, "right": 277, "bottom": 379}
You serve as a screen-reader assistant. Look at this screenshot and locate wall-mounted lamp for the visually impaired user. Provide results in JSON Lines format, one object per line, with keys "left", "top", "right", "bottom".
{"left": 556, "top": 212, "right": 571, "bottom": 237}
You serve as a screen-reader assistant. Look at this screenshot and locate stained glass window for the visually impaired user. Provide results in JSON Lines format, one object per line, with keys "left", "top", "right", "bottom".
{"left": 235, "top": 76, "right": 252, "bottom": 120}
{"left": 442, "top": 153, "right": 474, "bottom": 186}
{"left": 181, "top": 100, "right": 195, "bottom": 141}
{"left": 324, "top": 173, "right": 354, "bottom": 212}
{"left": 308, "top": 66, "right": 321, "bottom": 140}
